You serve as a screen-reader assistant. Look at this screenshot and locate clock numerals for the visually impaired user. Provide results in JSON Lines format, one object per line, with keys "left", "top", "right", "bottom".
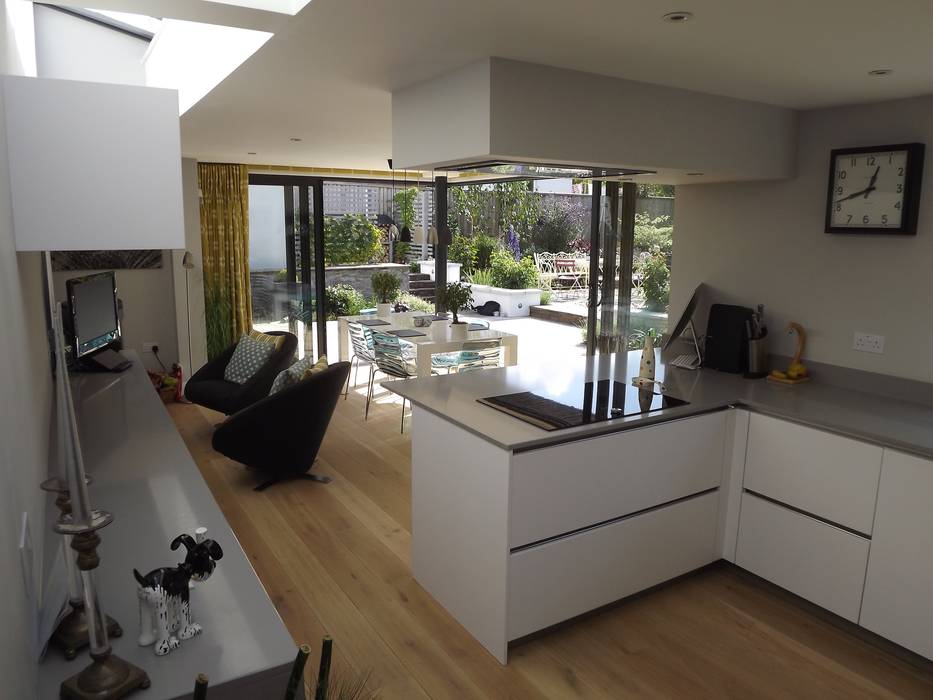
{"left": 830, "top": 149, "right": 911, "bottom": 229}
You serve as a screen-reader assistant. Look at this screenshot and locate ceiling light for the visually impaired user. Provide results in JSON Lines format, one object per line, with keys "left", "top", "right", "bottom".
{"left": 289, "top": 137, "right": 302, "bottom": 142}
{"left": 868, "top": 69, "right": 893, "bottom": 77}
{"left": 663, "top": 11, "right": 693, "bottom": 23}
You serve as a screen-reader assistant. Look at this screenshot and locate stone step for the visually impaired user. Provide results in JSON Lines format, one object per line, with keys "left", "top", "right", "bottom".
{"left": 409, "top": 280, "right": 436, "bottom": 290}
{"left": 409, "top": 273, "right": 431, "bottom": 281}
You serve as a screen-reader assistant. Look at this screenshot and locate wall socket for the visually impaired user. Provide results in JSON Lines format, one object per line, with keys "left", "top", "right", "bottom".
{"left": 142, "top": 342, "right": 159, "bottom": 354}
{"left": 853, "top": 332, "right": 885, "bottom": 354}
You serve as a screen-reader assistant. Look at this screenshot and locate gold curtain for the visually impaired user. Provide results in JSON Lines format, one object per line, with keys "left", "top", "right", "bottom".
{"left": 198, "top": 163, "right": 252, "bottom": 357}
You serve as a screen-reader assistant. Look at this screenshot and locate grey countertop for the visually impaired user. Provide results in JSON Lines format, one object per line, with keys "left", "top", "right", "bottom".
{"left": 389, "top": 350, "right": 933, "bottom": 457}
{"left": 39, "top": 354, "right": 297, "bottom": 700}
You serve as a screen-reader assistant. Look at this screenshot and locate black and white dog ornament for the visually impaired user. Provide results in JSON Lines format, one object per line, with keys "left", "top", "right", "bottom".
{"left": 133, "top": 533, "right": 224, "bottom": 656}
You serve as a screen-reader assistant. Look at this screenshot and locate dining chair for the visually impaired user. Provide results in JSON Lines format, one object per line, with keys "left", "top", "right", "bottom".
{"left": 345, "top": 322, "right": 375, "bottom": 398}
{"left": 368, "top": 330, "right": 417, "bottom": 432}
{"left": 453, "top": 338, "right": 503, "bottom": 373}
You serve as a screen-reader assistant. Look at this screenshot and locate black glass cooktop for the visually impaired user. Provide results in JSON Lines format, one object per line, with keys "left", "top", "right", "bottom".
{"left": 478, "top": 381, "right": 689, "bottom": 431}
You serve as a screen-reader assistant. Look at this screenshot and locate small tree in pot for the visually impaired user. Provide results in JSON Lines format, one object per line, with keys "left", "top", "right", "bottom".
{"left": 371, "top": 271, "right": 401, "bottom": 315}
{"left": 439, "top": 281, "right": 473, "bottom": 334}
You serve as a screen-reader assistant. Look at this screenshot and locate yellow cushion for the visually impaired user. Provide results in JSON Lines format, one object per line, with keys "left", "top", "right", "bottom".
{"left": 249, "top": 329, "right": 285, "bottom": 350}
{"left": 300, "top": 355, "right": 329, "bottom": 381}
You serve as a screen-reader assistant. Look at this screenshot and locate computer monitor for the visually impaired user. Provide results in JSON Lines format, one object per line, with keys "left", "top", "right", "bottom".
{"left": 66, "top": 271, "right": 121, "bottom": 359}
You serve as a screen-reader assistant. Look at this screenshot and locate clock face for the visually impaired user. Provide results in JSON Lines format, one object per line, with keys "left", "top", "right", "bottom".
{"left": 830, "top": 149, "right": 908, "bottom": 228}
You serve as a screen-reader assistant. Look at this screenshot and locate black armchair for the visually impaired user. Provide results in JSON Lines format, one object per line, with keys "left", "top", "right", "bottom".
{"left": 212, "top": 361, "right": 351, "bottom": 491}
{"left": 185, "top": 332, "right": 298, "bottom": 415}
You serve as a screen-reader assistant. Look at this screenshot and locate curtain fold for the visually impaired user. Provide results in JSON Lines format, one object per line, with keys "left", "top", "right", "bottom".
{"left": 198, "top": 163, "right": 252, "bottom": 358}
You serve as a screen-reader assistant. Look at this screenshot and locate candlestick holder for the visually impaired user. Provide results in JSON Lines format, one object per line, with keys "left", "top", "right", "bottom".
{"left": 41, "top": 477, "right": 122, "bottom": 660}
{"left": 48, "top": 299, "right": 149, "bottom": 698}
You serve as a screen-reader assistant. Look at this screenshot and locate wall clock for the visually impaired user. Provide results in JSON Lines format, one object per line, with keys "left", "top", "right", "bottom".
{"left": 825, "top": 142, "right": 925, "bottom": 235}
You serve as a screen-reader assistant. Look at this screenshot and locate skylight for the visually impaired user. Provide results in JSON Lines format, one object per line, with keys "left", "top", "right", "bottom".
{"left": 144, "top": 19, "right": 272, "bottom": 114}
{"left": 89, "top": 8, "right": 162, "bottom": 35}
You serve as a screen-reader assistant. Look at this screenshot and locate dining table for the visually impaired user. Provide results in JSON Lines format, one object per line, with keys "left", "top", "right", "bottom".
{"left": 337, "top": 311, "right": 519, "bottom": 378}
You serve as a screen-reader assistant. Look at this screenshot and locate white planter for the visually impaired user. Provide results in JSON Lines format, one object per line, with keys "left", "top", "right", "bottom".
{"left": 468, "top": 284, "right": 542, "bottom": 318}
{"left": 419, "top": 260, "right": 462, "bottom": 282}
{"left": 376, "top": 303, "right": 393, "bottom": 316}
{"left": 450, "top": 322, "right": 469, "bottom": 340}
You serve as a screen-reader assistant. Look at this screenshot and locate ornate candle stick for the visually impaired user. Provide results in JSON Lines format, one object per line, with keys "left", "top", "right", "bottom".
{"left": 48, "top": 302, "right": 149, "bottom": 699}
{"left": 40, "top": 476, "right": 122, "bottom": 660}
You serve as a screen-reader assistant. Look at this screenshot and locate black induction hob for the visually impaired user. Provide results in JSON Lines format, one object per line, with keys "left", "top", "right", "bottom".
{"left": 478, "top": 380, "right": 689, "bottom": 431}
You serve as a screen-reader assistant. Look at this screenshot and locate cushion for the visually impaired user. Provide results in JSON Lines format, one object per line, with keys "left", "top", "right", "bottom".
{"left": 224, "top": 334, "right": 275, "bottom": 385}
{"left": 300, "top": 355, "right": 329, "bottom": 381}
{"left": 270, "top": 354, "right": 328, "bottom": 394}
{"left": 249, "top": 329, "right": 286, "bottom": 350}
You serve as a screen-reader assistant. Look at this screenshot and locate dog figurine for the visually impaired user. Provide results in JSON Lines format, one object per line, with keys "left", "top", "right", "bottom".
{"left": 133, "top": 533, "right": 223, "bottom": 656}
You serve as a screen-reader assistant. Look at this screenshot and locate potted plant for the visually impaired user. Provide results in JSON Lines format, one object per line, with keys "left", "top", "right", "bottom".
{"left": 439, "top": 281, "right": 473, "bottom": 340}
{"left": 371, "top": 271, "right": 400, "bottom": 316}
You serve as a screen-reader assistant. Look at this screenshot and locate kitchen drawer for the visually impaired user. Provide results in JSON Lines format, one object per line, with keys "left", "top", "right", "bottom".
{"left": 508, "top": 490, "right": 719, "bottom": 640}
{"left": 735, "top": 492, "right": 870, "bottom": 622}
{"left": 509, "top": 411, "right": 726, "bottom": 548}
{"left": 744, "top": 414, "right": 882, "bottom": 534}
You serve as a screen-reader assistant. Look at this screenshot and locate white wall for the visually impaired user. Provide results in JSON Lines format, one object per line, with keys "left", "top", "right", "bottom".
{"left": 673, "top": 94, "right": 933, "bottom": 383}
{"left": 32, "top": 11, "right": 186, "bottom": 372}
{"left": 33, "top": 4, "right": 146, "bottom": 86}
{"left": 0, "top": 2, "right": 49, "bottom": 698}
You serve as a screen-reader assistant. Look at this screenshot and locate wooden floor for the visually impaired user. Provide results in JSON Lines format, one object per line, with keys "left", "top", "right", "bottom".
{"left": 169, "top": 384, "right": 933, "bottom": 700}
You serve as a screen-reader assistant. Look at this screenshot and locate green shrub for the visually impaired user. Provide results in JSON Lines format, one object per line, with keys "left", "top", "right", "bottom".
{"left": 397, "top": 292, "right": 433, "bottom": 313}
{"left": 530, "top": 198, "right": 587, "bottom": 253}
{"left": 371, "top": 271, "right": 401, "bottom": 304}
{"left": 468, "top": 268, "right": 494, "bottom": 286}
{"left": 447, "top": 234, "right": 477, "bottom": 274}
{"left": 489, "top": 250, "right": 539, "bottom": 289}
{"left": 409, "top": 261, "right": 421, "bottom": 273}
{"left": 324, "top": 284, "right": 366, "bottom": 319}
{"left": 634, "top": 214, "right": 673, "bottom": 258}
{"left": 539, "top": 286, "right": 552, "bottom": 305}
{"left": 637, "top": 250, "right": 670, "bottom": 312}
{"left": 392, "top": 241, "right": 410, "bottom": 264}
{"left": 204, "top": 281, "right": 234, "bottom": 359}
{"left": 324, "top": 214, "right": 383, "bottom": 266}
{"left": 473, "top": 234, "right": 500, "bottom": 270}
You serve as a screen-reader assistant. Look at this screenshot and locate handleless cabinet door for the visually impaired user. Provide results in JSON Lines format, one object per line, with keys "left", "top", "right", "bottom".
{"left": 860, "top": 450, "right": 933, "bottom": 660}
{"left": 744, "top": 414, "right": 882, "bottom": 534}
{"left": 509, "top": 412, "right": 726, "bottom": 548}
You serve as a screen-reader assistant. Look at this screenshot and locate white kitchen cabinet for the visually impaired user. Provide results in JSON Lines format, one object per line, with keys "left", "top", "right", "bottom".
{"left": 735, "top": 492, "right": 870, "bottom": 622}
{"left": 508, "top": 490, "right": 719, "bottom": 640}
{"left": 860, "top": 450, "right": 933, "bottom": 660}
{"left": 510, "top": 411, "right": 726, "bottom": 548}
{"left": 744, "top": 414, "right": 882, "bottom": 534}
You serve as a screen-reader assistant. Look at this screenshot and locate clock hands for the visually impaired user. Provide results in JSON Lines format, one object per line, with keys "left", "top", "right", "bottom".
{"left": 835, "top": 165, "right": 881, "bottom": 204}
{"left": 864, "top": 165, "right": 880, "bottom": 197}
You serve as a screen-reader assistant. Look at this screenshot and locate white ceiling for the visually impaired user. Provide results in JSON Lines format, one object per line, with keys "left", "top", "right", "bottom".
{"left": 173, "top": 0, "right": 933, "bottom": 169}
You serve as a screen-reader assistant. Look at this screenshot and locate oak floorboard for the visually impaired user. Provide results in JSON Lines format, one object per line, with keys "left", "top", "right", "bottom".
{"left": 168, "top": 391, "right": 933, "bottom": 700}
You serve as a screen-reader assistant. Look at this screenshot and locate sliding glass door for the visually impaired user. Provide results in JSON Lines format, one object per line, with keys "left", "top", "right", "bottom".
{"left": 247, "top": 176, "right": 325, "bottom": 359}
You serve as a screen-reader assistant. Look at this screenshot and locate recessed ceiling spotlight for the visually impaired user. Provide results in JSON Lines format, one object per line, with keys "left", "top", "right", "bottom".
{"left": 687, "top": 172, "right": 704, "bottom": 176}
{"left": 289, "top": 137, "right": 303, "bottom": 142}
{"left": 247, "top": 151, "right": 257, "bottom": 155}
{"left": 868, "top": 69, "right": 893, "bottom": 77}
{"left": 663, "top": 11, "right": 693, "bottom": 23}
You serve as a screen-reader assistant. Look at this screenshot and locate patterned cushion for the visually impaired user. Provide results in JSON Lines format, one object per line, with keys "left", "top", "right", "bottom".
{"left": 270, "top": 354, "right": 327, "bottom": 395}
{"left": 224, "top": 334, "right": 275, "bottom": 385}
{"left": 249, "top": 329, "right": 285, "bottom": 350}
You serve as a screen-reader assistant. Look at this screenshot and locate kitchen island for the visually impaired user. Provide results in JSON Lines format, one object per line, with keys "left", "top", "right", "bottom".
{"left": 390, "top": 351, "right": 933, "bottom": 664}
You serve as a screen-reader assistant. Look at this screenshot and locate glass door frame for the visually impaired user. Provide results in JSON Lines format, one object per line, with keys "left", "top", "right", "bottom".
{"left": 249, "top": 173, "right": 328, "bottom": 357}
{"left": 585, "top": 179, "right": 637, "bottom": 356}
